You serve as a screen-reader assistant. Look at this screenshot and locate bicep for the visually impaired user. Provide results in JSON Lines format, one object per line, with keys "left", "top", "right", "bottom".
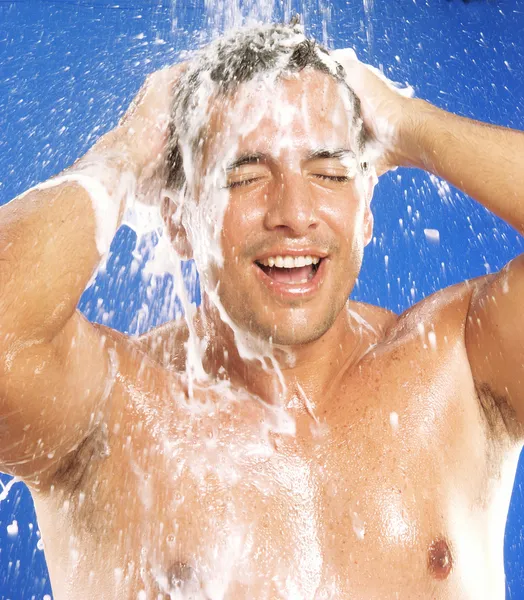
{"left": 466, "top": 254, "right": 524, "bottom": 439}
{"left": 0, "top": 310, "right": 115, "bottom": 488}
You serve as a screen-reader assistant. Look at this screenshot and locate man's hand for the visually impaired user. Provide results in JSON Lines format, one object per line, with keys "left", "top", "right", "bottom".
{"left": 94, "top": 64, "right": 185, "bottom": 184}
{"left": 332, "top": 49, "right": 415, "bottom": 175}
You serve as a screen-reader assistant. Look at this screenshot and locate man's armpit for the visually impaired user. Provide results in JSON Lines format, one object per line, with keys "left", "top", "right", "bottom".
{"left": 50, "top": 422, "right": 111, "bottom": 497}
{"left": 475, "top": 381, "right": 524, "bottom": 446}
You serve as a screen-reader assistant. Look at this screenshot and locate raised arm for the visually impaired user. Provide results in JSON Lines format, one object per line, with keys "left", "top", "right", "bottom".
{"left": 337, "top": 51, "right": 524, "bottom": 440}
{"left": 397, "top": 101, "right": 524, "bottom": 441}
{"left": 0, "top": 66, "right": 180, "bottom": 489}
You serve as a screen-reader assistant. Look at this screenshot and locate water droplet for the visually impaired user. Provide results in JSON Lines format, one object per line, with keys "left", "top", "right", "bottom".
{"left": 390, "top": 411, "right": 399, "bottom": 431}
{"left": 7, "top": 520, "right": 18, "bottom": 537}
{"left": 351, "top": 511, "right": 366, "bottom": 540}
{"left": 424, "top": 228, "right": 440, "bottom": 244}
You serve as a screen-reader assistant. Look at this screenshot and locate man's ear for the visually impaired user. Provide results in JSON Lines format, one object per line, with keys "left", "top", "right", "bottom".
{"left": 362, "top": 173, "right": 376, "bottom": 247}
{"left": 161, "top": 195, "right": 193, "bottom": 259}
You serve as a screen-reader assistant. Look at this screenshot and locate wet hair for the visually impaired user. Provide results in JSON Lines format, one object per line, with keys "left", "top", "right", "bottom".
{"left": 166, "top": 19, "right": 366, "bottom": 189}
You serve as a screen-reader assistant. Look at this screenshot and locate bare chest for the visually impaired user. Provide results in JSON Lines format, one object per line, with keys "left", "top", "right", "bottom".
{"left": 44, "top": 338, "right": 507, "bottom": 599}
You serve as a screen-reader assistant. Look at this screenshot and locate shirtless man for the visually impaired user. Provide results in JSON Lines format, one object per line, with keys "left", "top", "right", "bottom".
{"left": 1, "top": 22, "right": 523, "bottom": 599}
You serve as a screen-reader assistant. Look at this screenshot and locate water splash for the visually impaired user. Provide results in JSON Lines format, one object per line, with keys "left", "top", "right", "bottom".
{"left": 204, "top": 0, "right": 289, "bottom": 35}
{"left": 363, "top": 0, "right": 374, "bottom": 48}
{"left": 0, "top": 476, "right": 21, "bottom": 503}
{"left": 196, "top": 0, "right": 333, "bottom": 46}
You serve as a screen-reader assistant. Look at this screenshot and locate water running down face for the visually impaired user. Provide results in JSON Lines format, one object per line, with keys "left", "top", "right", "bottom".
{"left": 168, "top": 68, "right": 376, "bottom": 348}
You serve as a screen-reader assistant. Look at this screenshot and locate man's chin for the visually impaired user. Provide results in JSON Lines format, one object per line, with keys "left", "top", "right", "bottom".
{"left": 247, "top": 318, "right": 334, "bottom": 348}
{"left": 207, "top": 284, "right": 341, "bottom": 349}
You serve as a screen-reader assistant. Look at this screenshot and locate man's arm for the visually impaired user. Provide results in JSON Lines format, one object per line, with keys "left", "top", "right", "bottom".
{"left": 338, "top": 53, "right": 524, "bottom": 438}
{"left": 397, "top": 101, "right": 524, "bottom": 235}
{"left": 0, "top": 66, "right": 179, "bottom": 489}
{"left": 398, "top": 103, "right": 524, "bottom": 438}
{"left": 0, "top": 179, "right": 117, "bottom": 489}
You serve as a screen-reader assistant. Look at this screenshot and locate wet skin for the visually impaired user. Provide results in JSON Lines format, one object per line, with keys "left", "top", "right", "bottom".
{"left": 34, "top": 290, "right": 522, "bottom": 599}
{"left": 7, "top": 71, "right": 524, "bottom": 599}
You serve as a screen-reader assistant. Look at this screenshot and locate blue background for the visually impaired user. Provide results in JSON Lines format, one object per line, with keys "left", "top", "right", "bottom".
{"left": 1, "top": 0, "right": 524, "bottom": 598}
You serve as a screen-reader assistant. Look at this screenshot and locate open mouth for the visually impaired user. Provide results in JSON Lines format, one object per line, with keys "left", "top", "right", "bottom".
{"left": 254, "top": 255, "right": 324, "bottom": 284}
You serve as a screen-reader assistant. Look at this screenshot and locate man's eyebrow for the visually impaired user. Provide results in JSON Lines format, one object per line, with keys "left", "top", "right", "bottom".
{"left": 226, "top": 153, "right": 269, "bottom": 171}
{"left": 305, "top": 148, "right": 356, "bottom": 161}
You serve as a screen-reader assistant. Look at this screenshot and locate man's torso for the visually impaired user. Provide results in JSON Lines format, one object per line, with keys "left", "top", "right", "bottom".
{"left": 33, "top": 282, "right": 522, "bottom": 599}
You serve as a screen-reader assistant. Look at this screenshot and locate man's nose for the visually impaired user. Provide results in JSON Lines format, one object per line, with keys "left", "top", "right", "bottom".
{"left": 264, "top": 172, "right": 319, "bottom": 236}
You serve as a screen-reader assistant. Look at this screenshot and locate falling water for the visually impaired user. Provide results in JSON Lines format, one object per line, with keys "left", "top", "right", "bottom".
{"left": 362, "top": 0, "right": 374, "bottom": 48}
{"left": 197, "top": 0, "right": 334, "bottom": 45}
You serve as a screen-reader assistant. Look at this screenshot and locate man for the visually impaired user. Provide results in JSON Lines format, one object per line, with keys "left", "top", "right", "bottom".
{"left": 1, "top": 21, "right": 523, "bottom": 599}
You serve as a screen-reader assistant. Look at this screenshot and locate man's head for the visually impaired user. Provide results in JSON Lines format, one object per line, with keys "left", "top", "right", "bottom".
{"left": 163, "top": 21, "right": 376, "bottom": 347}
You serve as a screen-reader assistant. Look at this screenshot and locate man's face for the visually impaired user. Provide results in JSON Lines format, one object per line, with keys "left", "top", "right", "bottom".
{"left": 197, "top": 69, "right": 375, "bottom": 346}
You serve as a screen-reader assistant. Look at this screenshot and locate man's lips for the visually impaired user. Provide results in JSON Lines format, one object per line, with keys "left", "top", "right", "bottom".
{"left": 253, "top": 257, "right": 327, "bottom": 297}
{"left": 255, "top": 260, "right": 321, "bottom": 283}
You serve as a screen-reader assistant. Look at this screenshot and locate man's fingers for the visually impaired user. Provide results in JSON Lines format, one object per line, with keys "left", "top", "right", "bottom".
{"left": 333, "top": 48, "right": 414, "bottom": 101}
{"left": 148, "top": 63, "right": 186, "bottom": 93}
{"left": 134, "top": 63, "right": 186, "bottom": 112}
{"left": 165, "top": 62, "right": 187, "bottom": 83}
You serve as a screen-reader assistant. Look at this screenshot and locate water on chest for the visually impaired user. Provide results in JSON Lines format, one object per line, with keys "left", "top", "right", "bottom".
{"left": 90, "top": 347, "right": 476, "bottom": 599}
{"left": 117, "top": 414, "right": 455, "bottom": 600}
{"left": 127, "top": 432, "right": 322, "bottom": 597}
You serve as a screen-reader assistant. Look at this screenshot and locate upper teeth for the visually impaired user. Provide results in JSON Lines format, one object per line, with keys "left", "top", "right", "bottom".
{"left": 258, "top": 255, "right": 321, "bottom": 268}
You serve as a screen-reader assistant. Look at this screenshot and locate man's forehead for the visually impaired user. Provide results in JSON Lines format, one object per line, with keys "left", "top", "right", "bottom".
{"left": 217, "top": 69, "right": 353, "bottom": 122}
{"left": 206, "top": 69, "right": 359, "bottom": 161}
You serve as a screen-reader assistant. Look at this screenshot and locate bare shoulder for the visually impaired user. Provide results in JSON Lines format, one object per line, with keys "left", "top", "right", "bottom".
{"left": 45, "top": 320, "right": 187, "bottom": 497}
{"left": 347, "top": 279, "right": 475, "bottom": 350}
{"left": 382, "top": 278, "right": 485, "bottom": 344}
{"left": 350, "top": 300, "right": 398, "bottom": 333}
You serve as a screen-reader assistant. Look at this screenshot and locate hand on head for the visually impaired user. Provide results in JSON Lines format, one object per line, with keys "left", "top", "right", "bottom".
{"left": 332, "top": 48, "right": 415, "bottom": 176}
{"left": 115, "top": 64, "right": 186, "bottom": 182}
{"left": 107, "top": 47, "right": 412, "bottom": 197}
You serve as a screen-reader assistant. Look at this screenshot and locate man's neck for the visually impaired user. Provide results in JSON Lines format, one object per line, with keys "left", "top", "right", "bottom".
{"left": 199, "top": 299, "right": 378, "bottom": 414}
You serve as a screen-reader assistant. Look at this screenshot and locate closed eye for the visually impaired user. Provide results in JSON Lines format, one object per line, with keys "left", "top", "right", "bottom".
{"left": 226, "top": 174, "right": 351, "bottom": 188}
{"left": 313, "top": 174, "right": 351, "bottom": 182}
{"left": 226, "top": 177, "right": 263, "bottom": 189}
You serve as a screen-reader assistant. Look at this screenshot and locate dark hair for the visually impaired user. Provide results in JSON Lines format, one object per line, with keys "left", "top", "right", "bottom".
{"left": 167, "top": 21, "right": 365, "bottom": 189}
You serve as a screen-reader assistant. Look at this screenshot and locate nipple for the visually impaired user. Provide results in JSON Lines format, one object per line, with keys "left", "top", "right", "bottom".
{"left": 167, "top": 561, "right": 196, "bottom": 590}
{"left": 427, "top": 538, "right": 453, "bottom": 580}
